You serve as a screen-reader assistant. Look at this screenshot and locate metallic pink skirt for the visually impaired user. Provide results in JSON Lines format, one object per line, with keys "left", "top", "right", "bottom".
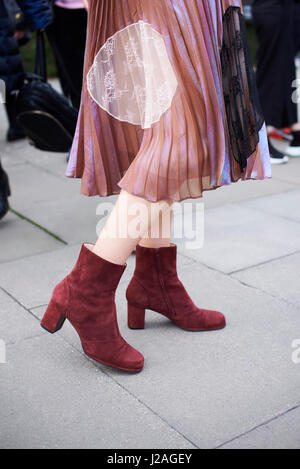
{"left": 66, "top": 0, "right": 271, "bottom": 202}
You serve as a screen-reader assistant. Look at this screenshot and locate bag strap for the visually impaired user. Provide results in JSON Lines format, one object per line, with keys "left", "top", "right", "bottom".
{"left": 46, "top": 29, "right": 79, "bottom": 99}
{"left": 35, "top": 30, "right": 47, "bottom": 82}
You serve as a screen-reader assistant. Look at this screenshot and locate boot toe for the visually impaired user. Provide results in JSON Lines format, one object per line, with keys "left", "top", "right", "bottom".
{"left": 123, "top": 345, "right": 144, "bottom": 372}
{"left": 175, "top": 309, "right": 226, "bottom": 331}
{"left": 205, "top": 310, "right": 226, "bottom": 330}
{"left": 83, "top": 338, "right": 144, "bottom": 372}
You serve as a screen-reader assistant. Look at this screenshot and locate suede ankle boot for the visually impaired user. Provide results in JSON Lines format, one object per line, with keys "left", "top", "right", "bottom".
{"left": 41, "top": 244, "right": 144, "bottom": 372}
{"left": 126, "top": 245, "right": 226, "bottom": 331}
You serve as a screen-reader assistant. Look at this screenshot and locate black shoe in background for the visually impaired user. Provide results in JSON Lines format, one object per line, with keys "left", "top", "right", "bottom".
{"left": 268, "top": 139, "right": 289, "bottom": 165}
{"left": 0, "top": 167, "right": 11, "bottom": 220}
{"left": 285, "top": 131, "right": 300, "bottom": 157}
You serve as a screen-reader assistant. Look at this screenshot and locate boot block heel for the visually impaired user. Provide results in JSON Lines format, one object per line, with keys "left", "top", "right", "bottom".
{"left": 128, "top": 304, "right": 145, "bottom": 329}
{"left": 41, "top": 300, "right": 66, "bottom": 334}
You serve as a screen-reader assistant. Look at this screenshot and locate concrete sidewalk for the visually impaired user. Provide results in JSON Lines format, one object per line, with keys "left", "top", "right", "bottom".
{"left": 0, "top": 99, "right": 300, "bottom": 449}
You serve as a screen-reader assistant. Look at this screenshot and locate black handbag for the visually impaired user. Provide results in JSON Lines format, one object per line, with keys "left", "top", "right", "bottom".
{"left": 16, "top": 31, "right": 78, "bottom": 153}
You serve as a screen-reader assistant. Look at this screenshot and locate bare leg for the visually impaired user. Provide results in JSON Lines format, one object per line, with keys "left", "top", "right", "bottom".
{"left": 139, "top": 200, "right": 173, "bottom": 249}
{"left": 93, "top": 190, "right": 172, "bottom": 265}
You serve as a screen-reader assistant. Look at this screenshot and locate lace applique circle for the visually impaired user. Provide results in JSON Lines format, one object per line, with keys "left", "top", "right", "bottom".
{"left": 87, "top": 21, "right": 178, "bottom": 129}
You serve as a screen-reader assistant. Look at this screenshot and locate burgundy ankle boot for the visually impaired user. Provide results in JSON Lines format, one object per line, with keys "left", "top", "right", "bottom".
{"left": 127, "top": 245, "right": 226, "bottom": 331}
{"left": 41, "top": 245, "right": 144, "bottom": 372}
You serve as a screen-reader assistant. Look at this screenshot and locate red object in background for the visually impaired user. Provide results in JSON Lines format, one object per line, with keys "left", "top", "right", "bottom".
{"left": 268, "top": 127, "right": 293, "bottom": 141}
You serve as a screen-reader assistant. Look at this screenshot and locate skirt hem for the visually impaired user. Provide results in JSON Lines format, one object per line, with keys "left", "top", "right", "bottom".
{"left": 66, "top": 173, "right": 272, "bottom": 203}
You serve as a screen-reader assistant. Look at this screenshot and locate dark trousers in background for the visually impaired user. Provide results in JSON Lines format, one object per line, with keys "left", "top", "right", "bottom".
{"left": 252, "top": 0, "right": 297, "bottom": 128}
{"left": 47, "top": 6, "right": 87, "bottom": 110}
{"left": 0, "top": 158, "right": 11, "bottom": 219}
{"left": 295, "top": 3, "right": 300, "bottom": 53}
{"left": 5, "top": 92, "right": 20, "bottom": 132}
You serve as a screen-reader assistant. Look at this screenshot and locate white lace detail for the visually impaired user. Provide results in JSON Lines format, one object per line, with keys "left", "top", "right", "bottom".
{"left": 87, "top": 21, "right": 178, "bottom": 129}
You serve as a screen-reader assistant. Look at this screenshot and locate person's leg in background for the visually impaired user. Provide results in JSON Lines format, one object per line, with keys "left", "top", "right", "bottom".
{"left": 294, "top": 0, "right": 300, "bottom": 54}
{"left": 0, "top": 159, "right": 11, "bottom": 220}
{"left": 47, "top": 5, "right": 87, "bottom": 109}
{"left": 4, "top": 91, "right": 25, "bottom": 142}
{"left": 283, "top": 0, "right": 300, "bottom": 156}
{"left": 252, "top": 0, "right": 298, "bottom": 163}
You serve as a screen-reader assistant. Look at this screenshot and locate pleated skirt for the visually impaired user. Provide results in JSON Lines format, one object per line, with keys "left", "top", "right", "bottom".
{"left": 66, "top": 0, "right": 271, "bottom": 202}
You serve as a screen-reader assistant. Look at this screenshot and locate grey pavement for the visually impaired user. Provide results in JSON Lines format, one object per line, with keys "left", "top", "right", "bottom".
{"left": 0, "top": 89, "right": 300, "bottom": 449}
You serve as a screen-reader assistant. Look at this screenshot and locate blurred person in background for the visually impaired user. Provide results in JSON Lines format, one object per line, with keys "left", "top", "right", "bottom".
{"left": 47, "top": 0, "right": 87, "bottom": 110}
{"left": 0, "top": 0, "right": 53, "bottom": 142}
{"left": 0, "top": 0, "right": 18, "bottom": 219}
{"left": 253, "top": 0, "right": 300, "bottom": 164}
{"left": 1, "top": 0, "right": 25, "bottom": 142}
{"left": 0, "top": 0, "right": 53, "bottom": 219}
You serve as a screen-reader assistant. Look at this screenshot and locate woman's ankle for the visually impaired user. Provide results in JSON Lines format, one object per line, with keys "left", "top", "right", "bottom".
{"left": 138, "top": 239, "right": 172, "bottom": 249}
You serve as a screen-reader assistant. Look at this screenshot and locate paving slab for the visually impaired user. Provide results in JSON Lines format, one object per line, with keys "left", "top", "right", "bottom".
{"left": 270, "top": 156, "right": 300, "bottom": 186}
{"left": 13, "top": 143, "right": 69, "bottom": 177}
{"left": 203, "top": 177, "right": 296, "bottom": 209}
{"left": 3, "top": 155, "right": 118, "bottom": 244}
{"left": 0, "top": 334, "right": 195, "bottom": 449}
{"left": 0, "top": 136, "right": 69, "bottom": 175}
{"left": 232, "top": 252, "right": 300, "bottom": 308}
{"left": 0, "top": 211, "right": 63, "bottom": 263}
{"left": 243, "top": 189, "right": 300, "bottom": 224}
{"left": 14, "top": 194, "right": 117, "bottom": 246}
{"left": 176, "top": 203, "right": 300, "bottom": 273}
{"left": 7, "top": 163, "right": 81, "bottom": 211}
{"left": 220, "top": 405, "right": 300, "bottom": 449}
{"left": 33, "top": 261, "right": 300, "bottom": 449}
{"left": 0, "top": 289, "right": 44, "bottom": 344}
{"left": 0, "top": 244, "right": 81, "bottom": 309}
{"left": 0, "top": 142, "right": 24, "bottom": 169}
